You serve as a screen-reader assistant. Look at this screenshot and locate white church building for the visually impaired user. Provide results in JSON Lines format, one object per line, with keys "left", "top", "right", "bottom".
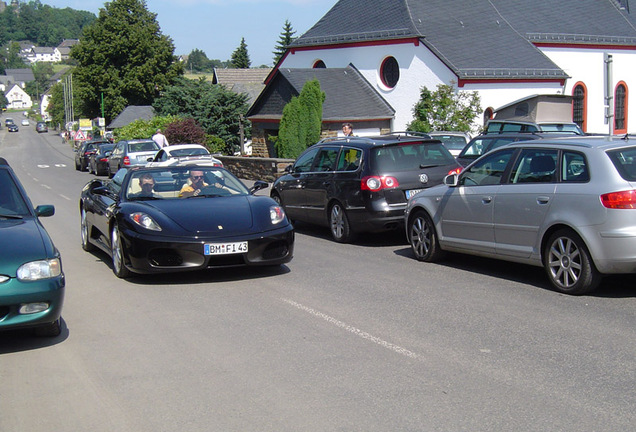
{"left": 248, "top": 0, "right": 636, "bottom": 156}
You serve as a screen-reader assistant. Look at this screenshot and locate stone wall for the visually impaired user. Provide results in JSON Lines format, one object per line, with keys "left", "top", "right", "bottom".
{"left": 216, "top": 155, "right": 294, "bottom": 182}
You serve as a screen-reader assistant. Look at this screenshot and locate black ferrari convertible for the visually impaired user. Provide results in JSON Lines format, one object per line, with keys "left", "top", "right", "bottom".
{"left": 79, "top": 166, "right": 294, "bottom": 278}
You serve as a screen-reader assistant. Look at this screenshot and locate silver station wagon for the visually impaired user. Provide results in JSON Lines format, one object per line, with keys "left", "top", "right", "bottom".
{"left": 405, "top": 135, "right": 636, "bottom": 295}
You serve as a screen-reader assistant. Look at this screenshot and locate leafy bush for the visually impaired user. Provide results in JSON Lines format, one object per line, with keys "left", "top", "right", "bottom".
{"left": 114, "top": 115, "right": 178, "bottom": 141}
{"left": 204, "top": 135, "right": 226, "bottom": 154}
{"left": 408, "top": 83, "right": 481, "bottom": 134}
{"left": 164, "top": 117, "right": 206, "bottom": 144}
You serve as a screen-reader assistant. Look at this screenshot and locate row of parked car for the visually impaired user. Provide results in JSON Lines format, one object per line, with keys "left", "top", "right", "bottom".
{"left": 74, "top": 138, "right": 223, "bottom": 177}
{"left": 269, "top": 129, "right": 636, "bottom": 295}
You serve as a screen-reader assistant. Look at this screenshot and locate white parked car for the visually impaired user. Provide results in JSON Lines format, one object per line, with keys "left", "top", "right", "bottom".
{"left": 21, "top": 119, "right": 30, "bottom": 126}
{"left": 145, "top": 144, "right": 223, "bottom": 168}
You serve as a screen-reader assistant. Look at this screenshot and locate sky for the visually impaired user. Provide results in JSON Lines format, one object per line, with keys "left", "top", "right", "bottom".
{"left": 43, "top": 0, "right": 339, "bottom": 67}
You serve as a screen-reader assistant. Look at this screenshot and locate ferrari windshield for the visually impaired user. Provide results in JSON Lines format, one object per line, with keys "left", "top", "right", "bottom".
{"left": 125, "top": 167, "right": 250, "bottom": 200}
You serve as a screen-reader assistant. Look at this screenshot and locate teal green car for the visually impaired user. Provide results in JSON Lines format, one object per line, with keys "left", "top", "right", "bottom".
{"left": 0, "top": 157, "right": 65, "bottom": 337}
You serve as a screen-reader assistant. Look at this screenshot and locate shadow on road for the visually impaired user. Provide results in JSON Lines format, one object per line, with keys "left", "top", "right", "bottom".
{"left": 395, "top": 246, "right": 636, "bottom": 299}
{"left": 0, "top": 318, "right": 69, "bottom": 354}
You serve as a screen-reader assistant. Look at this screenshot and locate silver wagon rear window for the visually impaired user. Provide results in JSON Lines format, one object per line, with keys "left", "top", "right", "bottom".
{"left": 607, "top": 147, "right": 636, "bottom": 181}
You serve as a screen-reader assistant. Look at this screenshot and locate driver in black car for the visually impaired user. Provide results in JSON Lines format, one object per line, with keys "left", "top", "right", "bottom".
{"left": 179, "top": 170, "right": 208, "bottom": 198}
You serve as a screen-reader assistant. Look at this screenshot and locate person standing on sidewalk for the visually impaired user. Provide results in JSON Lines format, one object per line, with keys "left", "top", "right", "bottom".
{"left": 152, "top": 129, "right": 169, "bottom": 148}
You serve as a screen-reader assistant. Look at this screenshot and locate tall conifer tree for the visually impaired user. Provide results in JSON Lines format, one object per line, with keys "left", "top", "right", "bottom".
{"left": 272, "top": 20, "right": 296, "bottom": 64}
{"left": 231, "top": 37, "right": 251, "bottom": 69}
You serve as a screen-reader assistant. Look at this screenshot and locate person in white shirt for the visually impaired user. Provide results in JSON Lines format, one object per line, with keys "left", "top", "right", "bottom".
{"left": 152, "top": 129, "right": 169, "bottom": 148}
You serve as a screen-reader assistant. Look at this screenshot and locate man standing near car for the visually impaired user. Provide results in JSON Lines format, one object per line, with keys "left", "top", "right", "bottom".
{"left": 152, "top": 129, "right": 169, "bottom": 148}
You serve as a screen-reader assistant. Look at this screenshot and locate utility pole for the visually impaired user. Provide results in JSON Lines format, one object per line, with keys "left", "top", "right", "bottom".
{"left": 604, "top": 53, "right": 614, "bottom": 136}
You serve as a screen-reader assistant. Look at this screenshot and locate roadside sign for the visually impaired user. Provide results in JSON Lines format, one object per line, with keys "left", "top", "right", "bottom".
{"left": 79, "top": 118, "right": 92, "bottom": 130}
{"left": 75, "top": 130, "right": 87, "bottom": 141}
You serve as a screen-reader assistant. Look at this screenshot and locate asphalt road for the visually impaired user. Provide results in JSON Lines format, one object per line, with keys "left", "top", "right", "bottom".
{"left": 0, "top": 123, "right": 635, "bottom": 431}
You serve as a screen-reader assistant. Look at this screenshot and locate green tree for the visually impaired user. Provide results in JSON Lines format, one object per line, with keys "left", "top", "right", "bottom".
{"left": 71, "top": 0, "right": 182, "bottom": 122}
{"left": 153, "top": 77, "right": 250, "bottom": 154}
{"left": 0, "top": 92, "right": 8, "bottom": 110}
{"left": 272, "top": 19, "right": 296, "bottom": 64}
{"left": 408, "top": 83, "right": 481, "bottom": 133}
{"left": 0, "top": 41, "right": 27, "bottom": 72}
{"left": 46, "top": 80, "right": 71, "bottom": 127}
{"left": 25, "top": 61, "right": 54, "bottom": 100}
{"left": 230, "top": 37, "right": 251, "bottom": 69}
{"left": 0, "top": 1, "right": 94, "bottom": 47}
{"left": 185, "top": 48, "right": 212, "bottom": 73}
{"left": 276, "top": 79, "right": 325, "bottom": 159}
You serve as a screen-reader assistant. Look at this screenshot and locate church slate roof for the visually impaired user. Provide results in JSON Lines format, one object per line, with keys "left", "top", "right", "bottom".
{"left": 247, "top": 65, "right": 394, "bottom": 122}
{"left": 290, "top": 0, "right": 636, "bottom": 80}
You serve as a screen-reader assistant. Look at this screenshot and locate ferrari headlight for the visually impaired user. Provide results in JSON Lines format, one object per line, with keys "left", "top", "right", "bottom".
{"left": 270, "top": 206, "right": 285, "bottom": 225}
{"left": 130, "top": 213, "right": 161, "bottom": 231}
{"left": 130, "top": 212, "right": 162, "bottom": 231}
{"left": 17, "top": 258, "right": 62, "bottom": 281}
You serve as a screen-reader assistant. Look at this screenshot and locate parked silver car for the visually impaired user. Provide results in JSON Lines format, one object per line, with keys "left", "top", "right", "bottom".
{"left": 107, "top": 139, "right": 160, "bottom": 178}
{"left": 405, "top": 135, "right": 636, "bottom": 294}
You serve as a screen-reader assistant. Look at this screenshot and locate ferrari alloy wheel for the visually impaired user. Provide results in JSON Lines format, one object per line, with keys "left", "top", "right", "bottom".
{"left": 544, "top": 229, "right": 601, "bottom": 295}
{"left": 111, "top": 225, "right": 131, "bottom": 278}
{"left": 408, "top": 210, "right": 443, "bottom": 262}
{"left": 329, "top": 202, "right": 354, "bottom": 243}
{"left": 80, "top": 208, "right": 95, "bottom": 252}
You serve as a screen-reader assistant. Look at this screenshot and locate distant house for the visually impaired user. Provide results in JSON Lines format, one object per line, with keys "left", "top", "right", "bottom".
{"left": 212, "top": 68, "right": 271, "bottom": 106}
{"left": 24, "top": 46, "right": 59, "bottom": 63}
{"left": 248, "top": 65, "right": 394, "bottom": 156}
{"left": 107, "top": 105, "right": 155, "bottom": 129}
{"left": 5, "top": 84, "right": 33, "bottom": 109}
{"left": 56, "top": 39, "right": 80, "bottom": 61}
{"left": 5, "top": 68, "right": 35, "bottom": 84}
{"left": 40, "top": 92, "right": 52, "bottom": 121}
{"left": 0, "top": 75, "right": 14, "bottom": 93}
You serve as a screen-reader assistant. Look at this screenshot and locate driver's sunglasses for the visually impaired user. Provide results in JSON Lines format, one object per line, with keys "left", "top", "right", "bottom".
{"left": 191, "top": 175, "right": 205, "bottom": 180}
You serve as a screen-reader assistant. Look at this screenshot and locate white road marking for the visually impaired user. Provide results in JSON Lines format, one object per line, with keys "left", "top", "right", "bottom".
{"left": 60, "top": 194, "right": 72, "bottom": 201}
{"left": 41, "top": 184, "right": 51, "bottom": 190}
{"left": 281, "top": 298, "right": 420, "bottom": 360}
{"left": 37, "top": 164, "right": 49, "bottom": 168}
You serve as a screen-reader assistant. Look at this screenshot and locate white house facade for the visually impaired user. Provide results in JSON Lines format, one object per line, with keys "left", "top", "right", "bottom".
{"left": 281, "top": 41, "right": 570, "bottom": 134}
{"left": 539, "top": 45, "right": 636, "bottom": 134}
{"left": 5, "top": 84, "right": 33, "bottom": 109}
{"left": 24, "top": 47, "right": 60, "bottom": 63}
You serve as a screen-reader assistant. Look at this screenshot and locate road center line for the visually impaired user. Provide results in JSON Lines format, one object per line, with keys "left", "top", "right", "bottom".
{"left": 281, "top": 298, "right": 420, "bottom": 360}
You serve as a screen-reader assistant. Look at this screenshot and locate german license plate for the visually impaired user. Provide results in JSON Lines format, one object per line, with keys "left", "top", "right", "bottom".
{"left": 204, "top": 241, "right": 248, "bottom": 255}
{"left": 406, "top": 189, "right": 424, "bottom": 199}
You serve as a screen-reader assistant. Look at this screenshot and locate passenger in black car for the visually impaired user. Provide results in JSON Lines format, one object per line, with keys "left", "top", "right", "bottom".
{"left": 130, "top": 173, "right": 160, "bottom": 198}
